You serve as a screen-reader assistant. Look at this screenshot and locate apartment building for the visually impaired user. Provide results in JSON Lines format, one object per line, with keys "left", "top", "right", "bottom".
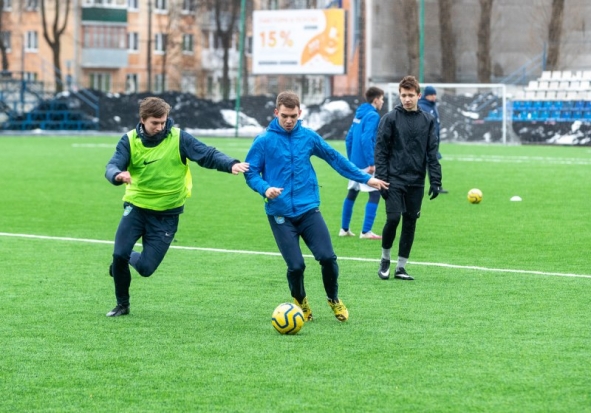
{"left": 0, "top": 0, "right": 362, "bottom": 104}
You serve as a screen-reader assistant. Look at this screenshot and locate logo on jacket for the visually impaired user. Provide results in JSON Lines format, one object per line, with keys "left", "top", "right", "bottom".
{"left": 143, "top": 159, "right": 160, "bottom": 165}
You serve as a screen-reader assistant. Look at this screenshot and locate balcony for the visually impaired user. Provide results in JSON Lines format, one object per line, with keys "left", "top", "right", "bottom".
{"left": 81, "top": 48, "right": 128, "bottom": 68}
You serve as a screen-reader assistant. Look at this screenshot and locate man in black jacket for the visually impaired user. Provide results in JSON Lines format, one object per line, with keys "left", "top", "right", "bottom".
{"left": 375, "top": 76, "right": 443, "bottom": 281}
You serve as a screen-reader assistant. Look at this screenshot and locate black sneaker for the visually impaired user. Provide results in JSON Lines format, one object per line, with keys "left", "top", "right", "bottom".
{"left": 394, "top": 267, "right": 414, "bottom": 281}
{"left": 106, "top": 304, "right": 130, "bottom": 317}
{"left": 378, "top": 259, "right": 391, "bottom": 280}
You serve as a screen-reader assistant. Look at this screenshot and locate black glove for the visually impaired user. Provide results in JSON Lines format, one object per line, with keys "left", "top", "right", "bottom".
{"left": 380, "top": 188, "right": 389, "bottom": 200}
{"left": 428, "top": 185, "right": 441, "bottom": 200}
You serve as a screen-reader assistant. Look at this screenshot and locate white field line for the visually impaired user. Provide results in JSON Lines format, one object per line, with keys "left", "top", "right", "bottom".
{"left": 444, "top": 154, "right": 591, "bottom": 165}
{"left": 2, "top": 232, "right": 590, "bottom": 279}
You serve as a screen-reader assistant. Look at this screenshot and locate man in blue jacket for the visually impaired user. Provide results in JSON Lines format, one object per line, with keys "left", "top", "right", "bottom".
{"left": 417, "top": 85, "right": 448, "bottom": 193}
{"left": 340, "top": 86, "right": 385, "bottom": 240}
{"left": 245, "top": 91, "right": 388, "bottom": 322}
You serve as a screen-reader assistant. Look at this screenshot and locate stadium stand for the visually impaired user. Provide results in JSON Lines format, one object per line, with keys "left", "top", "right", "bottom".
{"left": 509, "top": 70, "right": 591, "bottom": 122}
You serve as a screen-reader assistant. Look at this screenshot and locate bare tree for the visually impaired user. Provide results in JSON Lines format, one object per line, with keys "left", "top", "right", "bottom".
{"left": 40, "top": 0, "right": 71, "bottom": 93}
{"left": 477, "top": 0, "right": 493, "bottom": 83}
{"left": 155, "top": 2, "right": 182, "bottom": 92}
{"left": 0, "top": 0, "right": 8, "bottom": 72}
{"left": 198, "top": 0, "right": 240, "bottom": 100}
{"left": 439, "top": 0, "right": 456, "bottom": 82}
{"left": 546, "top": 0, "right": 564, "bottom": 70}
{"left": 402, "top": 0, "right": 419, "bottom": 76}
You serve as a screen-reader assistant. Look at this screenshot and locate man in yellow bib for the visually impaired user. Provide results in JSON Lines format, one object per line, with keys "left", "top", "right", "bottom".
{"left": 104, "top": 97, "right": 249, "bottom": 317}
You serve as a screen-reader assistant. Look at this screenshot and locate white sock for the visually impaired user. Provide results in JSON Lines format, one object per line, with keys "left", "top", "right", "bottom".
{"left": 396, "top": 257, "right": 408, "bottom": 270}
{"left": 381, "top": 248, "right": 391, "bottom": 260}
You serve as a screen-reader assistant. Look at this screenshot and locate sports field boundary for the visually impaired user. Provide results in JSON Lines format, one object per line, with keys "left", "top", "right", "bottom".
{"left": 2, "top": 231, "right": 590, "bottom": 280}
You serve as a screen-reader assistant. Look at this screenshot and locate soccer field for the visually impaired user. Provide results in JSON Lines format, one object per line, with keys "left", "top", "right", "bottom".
{"left": 1, "top": 135, "right": 590, "bottom": 412}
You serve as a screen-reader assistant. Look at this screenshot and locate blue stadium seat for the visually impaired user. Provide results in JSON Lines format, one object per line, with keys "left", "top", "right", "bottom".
{"left": 539, "top": 110, "right": 550, "bottom": 120}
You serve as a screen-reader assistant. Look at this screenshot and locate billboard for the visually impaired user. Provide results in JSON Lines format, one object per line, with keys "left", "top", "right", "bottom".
{"left": 252, "top": 9, "right": 346, "bottom": 75}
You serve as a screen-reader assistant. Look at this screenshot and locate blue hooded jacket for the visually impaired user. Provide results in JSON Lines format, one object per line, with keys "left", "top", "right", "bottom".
{"left": 345, "top": 102, "right": 380, "bottom": 169}
{"left": 245, "top": 117, "right": 372, "bottom": 218}
{"left": 417, "top": 97, "right": 440, "bottom": 140}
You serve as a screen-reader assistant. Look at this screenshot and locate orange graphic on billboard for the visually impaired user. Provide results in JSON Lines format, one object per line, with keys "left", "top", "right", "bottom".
{"left": 300, "top": 10, "right": 345, "bottom": 67}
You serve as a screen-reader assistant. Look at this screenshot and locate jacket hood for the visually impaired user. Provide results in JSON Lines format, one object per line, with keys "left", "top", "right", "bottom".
{"left": 136, "top": 117, "right": 174, "bottom": 143}
{"left": 418, "top": 96, "right": 435, "bottom": 108}
{"left": 354, "top": 102, "right": 376, "bottom": 119}
{"left": 267, "top": 116, "right": 302, "bottom": 135}
{"left": 394, "top": 104, "right": 422, "bottom": 114}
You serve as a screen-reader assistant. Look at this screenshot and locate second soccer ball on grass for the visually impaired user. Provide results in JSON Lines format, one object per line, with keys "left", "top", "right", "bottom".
{"left": 467, "top": 188, "right": 483, "bottom": 204}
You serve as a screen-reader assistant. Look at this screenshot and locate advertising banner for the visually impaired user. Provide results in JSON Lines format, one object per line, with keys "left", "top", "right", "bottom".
{"left": 252, "top": 9, "right": 346, "bottom": 75}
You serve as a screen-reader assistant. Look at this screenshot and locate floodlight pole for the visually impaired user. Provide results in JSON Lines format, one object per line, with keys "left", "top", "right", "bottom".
{"left": 235, "top": 0, "right": 247, "bottom": 138}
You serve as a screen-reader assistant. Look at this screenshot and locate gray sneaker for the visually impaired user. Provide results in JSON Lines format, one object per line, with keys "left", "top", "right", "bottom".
{"left": 106, "top": 304, "right": 130, "bottom": 317}
{"left": 394, "top": 267, "right": 414, "bottom": 281}
{"left": 378, "top": 259, "right": 391, "bottom": 280}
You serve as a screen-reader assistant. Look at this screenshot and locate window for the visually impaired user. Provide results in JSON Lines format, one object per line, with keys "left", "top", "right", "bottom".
{"left": 25, "top": 31, "right": 38, "bottom": 52}
{"left": 25, "top": 0, "right": 38, "bottom": 10}
{"left": 2, "top": 0, "right": 12, "bottom": 10}
{"left": 201, "top": 30, "right": 209, "bottom": 49}
{"left": 89, "top": 72, "right": 111, "bottom": 92}
{"left": 181, "top": 74, "right": 196, "bottom": 94}
{"left": 1, "top": 32, "right": 11, "bottom": 52}
{"left": 154, "top": 74, "right": 165, "bottom": 93}
{"left": 155, "top": 0, "right": 167, "bottom": 12}
{"left": 154, "top": 33, "right": 166, "bottom": 53}
{"left": 127, "top": 32, "right": 139, "bottom": 52}
{"left": 24, "top": 72, "right": 37, "bottom": 82}
{"left": 128, "top": 0, "right": 138, "bottom": 10}
{"left": 182, "top": 34, "right": 193, "bottom": 53}
{"left": 83, "top": 0, "right": 126, "bottom": 6}
{"left": 83, "top": 25, "right": 126, "bottom": 49}
{"left": 181, "top": 0, "right": 194, "bottom": 13}
{"left": 207, "top": 76, "right": 213, "bottom": 95}
{"left": 126, "top": 74, "right": 138, "bottom": 93}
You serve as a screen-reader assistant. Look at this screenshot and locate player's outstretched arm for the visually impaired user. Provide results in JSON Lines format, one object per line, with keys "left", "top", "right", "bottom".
{"left": 231, "top": 162, "right": 249, "bottom": 175}
{"left": 366, "top": 177, "right": 389, "bottom": 190}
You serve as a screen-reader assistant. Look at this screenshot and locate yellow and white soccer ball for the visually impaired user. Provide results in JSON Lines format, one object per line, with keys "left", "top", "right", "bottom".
{"left": 467, "top": 188, "right": 483, "bottom": 204}
{"left": 271, "top": 303, "right": 305, "bottom": 335}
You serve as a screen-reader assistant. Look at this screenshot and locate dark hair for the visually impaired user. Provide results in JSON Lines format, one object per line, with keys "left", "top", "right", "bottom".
{"left": 399, "top": 76, "right": 421, "bottom": 94}
{"left": 139, "top": 97, "right": 171, "bottom": 120}
{"left": 365, "top": 86, "right": 384, "bottom": 103}
{"left": 276, "top": 91, "right": 300, "bottom": 109}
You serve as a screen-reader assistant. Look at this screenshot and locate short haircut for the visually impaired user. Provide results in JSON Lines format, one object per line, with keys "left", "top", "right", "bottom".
{"left": 365, "top": 86, "right": 384, "bottom": 103}
{"left": 276, "top": 91, "right": 300, "bottom": 109}
{"left": 139, "top": 97, "right": 171, "bottom": 120}
{"left": 399, "top": 76, "right": 421, "bottom": 94}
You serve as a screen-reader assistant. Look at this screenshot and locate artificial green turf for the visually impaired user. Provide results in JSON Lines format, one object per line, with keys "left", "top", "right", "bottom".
{"left": 0, "top": 136, "right": 590, "bottom": 412}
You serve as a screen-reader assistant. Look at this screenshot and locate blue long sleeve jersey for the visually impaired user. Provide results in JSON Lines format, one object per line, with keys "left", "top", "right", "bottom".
{"left": 244, "top": 118, "right": 372, "bottom": 218}
{"left": 345, "top": 102, "right": 380, "bottom": 169}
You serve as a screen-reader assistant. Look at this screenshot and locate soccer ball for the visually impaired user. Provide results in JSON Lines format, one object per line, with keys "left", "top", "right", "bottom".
{"left": 271, "top": 303, "right": 305, "bottom": 335}
{"left": 467, "top": 188, "right": 483, "bottom": 204}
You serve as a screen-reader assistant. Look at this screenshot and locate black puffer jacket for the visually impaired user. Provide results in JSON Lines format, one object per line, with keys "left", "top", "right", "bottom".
{"left": 374, "top": 105, "right": 442, "bottom": 187}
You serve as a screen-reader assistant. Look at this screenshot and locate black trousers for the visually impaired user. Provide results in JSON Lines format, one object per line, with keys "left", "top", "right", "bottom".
{"left": 111, "top": 203, "right": 179, "bottom": 306}
{"left": 381, "top": 185, "right": 424, "bottom": 258}
{"left": 267, "top": 208, "right": 339, "bottom": 302}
